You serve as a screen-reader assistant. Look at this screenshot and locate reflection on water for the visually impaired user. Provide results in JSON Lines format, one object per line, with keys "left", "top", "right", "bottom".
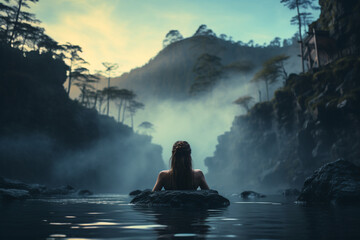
{"left": 133, "top": 206, "right": 222, "bottom": 239}
{"left": 0, "top": 194, "right": 360, "bottom": 239}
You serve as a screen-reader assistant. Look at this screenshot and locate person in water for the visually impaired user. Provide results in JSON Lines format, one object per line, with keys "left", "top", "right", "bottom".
{"left": 152, "top": 141, "right": 210, "bottom": 191}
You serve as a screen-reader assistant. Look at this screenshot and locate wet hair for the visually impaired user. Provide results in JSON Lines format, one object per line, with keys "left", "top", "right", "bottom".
{"left": 169, "top": 141, "right": 193, "bottom": 190}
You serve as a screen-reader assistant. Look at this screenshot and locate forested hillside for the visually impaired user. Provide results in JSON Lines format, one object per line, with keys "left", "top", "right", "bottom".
{"left": 0, "top": 1, "right": 164, "bottom": 192}
{"left": 115, "top": 25, "right": 301, "bottom": 100}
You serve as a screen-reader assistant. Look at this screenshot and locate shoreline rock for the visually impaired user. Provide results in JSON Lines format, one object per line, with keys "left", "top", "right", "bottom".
{"left": 0, "top": 176, "right": 93, "bottom": 201}
{"left": 130, "top": 190, "right": 230, "bottom": 208}
{"left": 297, "top": 159, "right": 360, "bottom": 204}
{"left": 240, "top": 191, "right": 266, "bottom": 199}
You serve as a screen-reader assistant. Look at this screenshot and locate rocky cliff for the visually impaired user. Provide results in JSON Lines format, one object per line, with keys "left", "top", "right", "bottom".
{"left": 312, "top": 0, "right": 360, "bottom": 53}
{"left": 205, "top": 0, "right": 360, "bottom": 191}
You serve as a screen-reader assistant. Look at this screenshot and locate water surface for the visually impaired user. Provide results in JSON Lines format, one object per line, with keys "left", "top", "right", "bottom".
{"left": 1, "top": 194, "right": 359, "bottom": 239}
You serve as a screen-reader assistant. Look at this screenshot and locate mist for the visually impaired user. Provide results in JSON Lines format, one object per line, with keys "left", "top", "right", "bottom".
{"left": 115, "top": 71, "right": 294, "bottom": 175}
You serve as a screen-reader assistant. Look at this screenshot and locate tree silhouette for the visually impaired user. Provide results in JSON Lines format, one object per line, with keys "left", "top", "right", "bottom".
{"left": 190, "top": 53, "right": 223, "bottom": 95}
{"left": 269, "top": 37, "right": 281, "bottom": 47}
{"left": 127, "top": 100, "right": 144, "bottom": 128}
{"left": 138, "top": 121, "right": 154, "bottom": 135}
{"left": 251, "top": 54, "right": 290, "bottom": 101}
{"left": 281, "top": 0, "right": 319, "bottom": 72}
{"left": 233, "top": 95, "right": 254, "bottom": 112}
{"left": 163, "top": 30, "right": 183, "bottom": 48}
{"left": 291, "top": 12, "right": 314, "bottom": 35}
{"left": 0, "top": 0, "right": 48, "bottom": 51}
{"left": 37, "top": 34, "right": 63, "bottom": 54}
{"left": 102, "top": 62, "right": 119, "bottom": 116}
{"left": 120, "top": 89, "right": 136, "bottom": 123}
{"left": 193, "top": 24, "right": 216, "bottom": 37}
{"left": 101, "top": 86, "right": 119, "bottom": 115}
{"left": 61, "top": 43, "right": 86, "bottom": 96}
{"left": 73, "top": 68, "right": 99, "bottom": 106}
{"left": 112, "top": 88, "right": 132, "bottom": 122}
{"left": 0, "top": 2, "right": 13, "bottom": 39}
{"left": 93, "top": 89, "right": 104, "bottom": 111}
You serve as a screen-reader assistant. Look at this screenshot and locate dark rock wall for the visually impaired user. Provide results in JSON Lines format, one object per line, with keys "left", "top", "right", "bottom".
{"left": 314, "top": 0, "right": 360, "bottom": 52}
{"left": 205, "top": 56, "right": 360, "bottom": 192}
{"left": 205, "top": 0, "right": 360, "bottom": 193}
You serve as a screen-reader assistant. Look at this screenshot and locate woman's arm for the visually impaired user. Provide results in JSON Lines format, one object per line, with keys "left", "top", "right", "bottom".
{"left": 152, "top": 171, "right": 165, "bottom": 191}
{"left": 198, "top": 171, "right": 210, "bottom": 190}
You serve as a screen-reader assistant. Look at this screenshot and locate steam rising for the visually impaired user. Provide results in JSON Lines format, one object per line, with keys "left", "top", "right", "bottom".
{"left": 131, "top": 72, "right": 286, "bottom": 174}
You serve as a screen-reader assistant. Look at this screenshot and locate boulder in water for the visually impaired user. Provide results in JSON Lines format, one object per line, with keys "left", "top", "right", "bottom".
{"left": 130, "top": 190, "right": 230, "bottom": 208}
{"left": 0, "top": 176, "right": 92, "bottom": 200}
{"left": 240, "top": 191, "right": 266, "bottom": 199}
{"left": 78, "top": 189, "right": 93, "bottom": 196}
{"left": 129, "top": 189, "right": 143, "bottom": 196}
{"left": 297, "top": 159, "right": 360, "bottom": 204}
{"left": 0, "top": 188, "right": 30, "bottom": 200}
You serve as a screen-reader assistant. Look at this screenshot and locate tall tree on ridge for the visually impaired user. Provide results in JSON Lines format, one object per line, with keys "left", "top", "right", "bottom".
{"left": 281, "top": 0, "right": 319, "bottom": 73}
{"left": 251, "top": 55, "right": 289, "bottom": 101}
{"left": 163, "top": 30, "right": 183, "bottom": 48}
{"left": 73, "top": 67, "right": 99, "bottom": 106}
{"left": 233, "top": 96, "right": 254, "bottom": 112}
{"left": 138, "top": 121, "right": 154, "bottom": 136}
{"left": 62, "top": 43, "right": 86, "bottom": 96}
{"left": 9, "top": 0, "right": 39, "bottom": 44}
{"left": 102, "top": 62, "right": 119, "bottom": 116}
{"left": 127, "top": 100, "right": 144, "bottom": 129}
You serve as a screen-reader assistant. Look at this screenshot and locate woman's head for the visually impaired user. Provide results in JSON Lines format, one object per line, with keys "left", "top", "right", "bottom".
{"left": 169, "top": 141, "right": 193, "bottom": 189}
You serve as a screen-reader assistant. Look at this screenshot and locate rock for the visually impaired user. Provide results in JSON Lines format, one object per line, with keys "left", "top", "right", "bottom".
{"left": 130, "top": 190, "right": 230, "bottom": 208}
{"left": 282, "top": 188, "right": 300, "bottom": 197}
{"left": 0, "top": 176, "right": 46, "bottom": 194}
{"left": 0, "top": 176, "right": 92, "bottom": 200}
{"left": 0, "top": 188, "right": 30, "bottom": 200}
{"left": 41, "top": 185, "right": 76, "bottom": 196}
{"left": 240, "top": 191, "right": 266, "bottom": 199}
{"left": 78, "top": 189, "right": 93, "bottom": 196}
{"left": 129, "top": 189, "right": 143, "bottom": 196}
{"left": 297, "top": 159, "right": 360, "bottom": 204}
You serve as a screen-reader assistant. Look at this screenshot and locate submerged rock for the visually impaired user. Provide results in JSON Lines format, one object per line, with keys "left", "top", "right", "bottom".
{"left": 240, "top": 191, "right": 266, "bottom": 199}
{"left": 297, "top": 159, "right": 360, "bottom": 204}
{"left": 130, "top": 190, "right": 230, "bottom": 208}
{"left": 77, "top": 189, "right": 93, "bottom": 196}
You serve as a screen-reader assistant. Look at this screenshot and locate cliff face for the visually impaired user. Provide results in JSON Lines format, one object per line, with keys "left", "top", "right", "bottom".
{"left": 206, "top": 0, "right": 360, "bottom": 192}
{"left": 205, "top": 56, "right": 360, "bottom": 192}
{"left": 0, "top": 45, "right": 165, "bottom": 192}
{"left": 314, "top": 0, "right": 360, "bottom": 52}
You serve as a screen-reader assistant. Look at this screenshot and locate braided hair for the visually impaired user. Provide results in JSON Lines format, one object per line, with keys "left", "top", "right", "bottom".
{"left": 169, "top": 141, "right": 193, "bottom": 190}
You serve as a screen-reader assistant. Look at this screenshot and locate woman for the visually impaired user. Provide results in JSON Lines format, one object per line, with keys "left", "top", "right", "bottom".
{"left": 152, "top": 141, "right": 210, "bottom": 191}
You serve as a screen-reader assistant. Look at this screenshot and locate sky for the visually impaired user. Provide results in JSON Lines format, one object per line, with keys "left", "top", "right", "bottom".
{"left": 32, "top": 0, "right": 320, "bottom": 74}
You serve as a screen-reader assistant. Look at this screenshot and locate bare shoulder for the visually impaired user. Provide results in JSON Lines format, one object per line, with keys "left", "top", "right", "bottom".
{"left": 159, "top": 170, "right": 170, "bottom": 178}
{"left": 193, "top": 169, "right": 205, "bottom": 178}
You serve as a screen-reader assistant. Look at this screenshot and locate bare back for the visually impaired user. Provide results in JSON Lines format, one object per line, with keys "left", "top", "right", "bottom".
{"left": 152, "top": 169, "right": 209, "bottom": 191}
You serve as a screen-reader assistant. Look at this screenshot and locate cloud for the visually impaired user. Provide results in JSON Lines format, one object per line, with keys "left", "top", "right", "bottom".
{"left": 38, "top": 1, "right": 161, "bottom": 74}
